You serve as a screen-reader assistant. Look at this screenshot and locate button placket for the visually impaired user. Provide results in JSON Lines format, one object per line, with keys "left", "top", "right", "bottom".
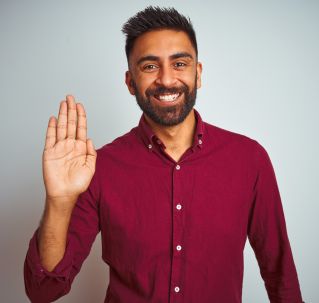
{"left": 170, "top": 162, "right": 184, "bottom": 301}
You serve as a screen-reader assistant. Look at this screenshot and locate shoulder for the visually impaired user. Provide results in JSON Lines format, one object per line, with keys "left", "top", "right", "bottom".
{"left": 203, "top": 121, "right": 271, "bottom": 164}
{"left": 95, "top": 126, "right": 141, "bottom": 163}
{"left": 204, "top": 121, "right": 259, "bottom": 149}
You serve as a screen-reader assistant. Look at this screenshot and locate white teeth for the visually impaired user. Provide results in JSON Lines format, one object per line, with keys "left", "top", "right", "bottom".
{"left": 158, "top": 93, "right": 179, "bottom": 102}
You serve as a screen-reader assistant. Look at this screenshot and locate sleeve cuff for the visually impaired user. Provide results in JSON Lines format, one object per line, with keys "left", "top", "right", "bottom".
{"left": 26, "top": 228, "right": 74, "bottom": 283}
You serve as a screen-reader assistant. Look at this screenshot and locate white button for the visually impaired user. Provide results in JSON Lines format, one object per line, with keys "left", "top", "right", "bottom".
{"left": 198, "top": 139, "right": 202, "bottom": 144}
{"left": 176, "top": 245, "right": 182, "bottom": 251}
{"left": 174, "top": 286, "right": 180, "bottom": 293}
{"left": 176, "top": 164, "right": 181, "bottom": 170}
{"left": 148, "top": 144, "right": 152, "bottom": 149}
{"left": 176, "top": 204, "right": 182, "bottom": 210}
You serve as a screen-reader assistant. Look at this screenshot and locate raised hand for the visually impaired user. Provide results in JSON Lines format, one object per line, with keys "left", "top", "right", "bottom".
{"left": 42, "top": 95, "right": 97, "bottom": 206}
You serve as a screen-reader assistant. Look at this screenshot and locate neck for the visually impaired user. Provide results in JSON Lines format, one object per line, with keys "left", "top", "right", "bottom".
{"left": 144, "top": 109, "right": 196, "bottom": 156}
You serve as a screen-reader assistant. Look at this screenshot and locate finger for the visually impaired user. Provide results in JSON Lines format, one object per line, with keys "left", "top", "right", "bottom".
{"left": 66, "top": 95, "right": 77, "bottom": 139}
{"left": 44, "top": 116, "right": 57, "bottom": 150}
{"left": 57, "top": 100, "right": 67, "bottom": 141}
{"left": 86, "top": 138, "right": 97, "bottom": 157}
{"left": 76, "top": 103, "right": 87, "bottom": 142}
{"left": 86, "top": 139, "right": 97, "bottom": 171}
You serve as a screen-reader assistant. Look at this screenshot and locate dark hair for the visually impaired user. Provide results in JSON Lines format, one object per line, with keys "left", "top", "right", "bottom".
{"left": 122, "top": 6, "right": 198, "bottom": 63}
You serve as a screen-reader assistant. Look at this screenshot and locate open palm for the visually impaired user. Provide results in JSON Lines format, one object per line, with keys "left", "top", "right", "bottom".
{"left": 43, "top": 95, "right": 96, "bottom": 200}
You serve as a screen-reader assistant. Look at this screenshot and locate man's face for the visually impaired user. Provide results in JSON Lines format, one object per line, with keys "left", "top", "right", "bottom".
{"left": 125, "top": 29, "right": 202, "bottom": 126}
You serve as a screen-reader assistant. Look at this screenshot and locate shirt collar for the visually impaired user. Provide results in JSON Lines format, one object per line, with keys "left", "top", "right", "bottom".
{"left": 137, "top": 108, "right": 204, "bottom": 151}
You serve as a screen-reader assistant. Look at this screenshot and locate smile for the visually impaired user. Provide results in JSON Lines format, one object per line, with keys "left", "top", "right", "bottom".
{"left": 154, "top": 93, "right": 180, "bottom": 102}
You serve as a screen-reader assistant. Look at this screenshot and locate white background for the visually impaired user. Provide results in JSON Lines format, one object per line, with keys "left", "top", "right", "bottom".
{"left": 0, "top": 0, "right": 318, "bottom": 302}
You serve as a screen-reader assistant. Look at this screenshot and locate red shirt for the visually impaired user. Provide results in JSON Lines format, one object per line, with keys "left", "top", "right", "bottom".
{"left": 24, "top": 109, "right": 303, "bottom": 303}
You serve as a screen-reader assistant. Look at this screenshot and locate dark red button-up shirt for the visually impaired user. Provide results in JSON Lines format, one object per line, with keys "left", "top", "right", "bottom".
{"left": 24, "top": 109, "right": 303, "bottom": 303}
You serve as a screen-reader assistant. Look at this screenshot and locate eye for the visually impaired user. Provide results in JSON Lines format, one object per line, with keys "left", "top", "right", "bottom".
{"left": 143, "top": 64, "right": 158, "bottom": 71}
{"left": 174, "top": 62, "right": 187, "bottom": 69}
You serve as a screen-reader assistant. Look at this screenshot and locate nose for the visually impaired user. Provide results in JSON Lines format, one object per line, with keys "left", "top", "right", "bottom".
{"left": 155, "top": 64, "right": 177, "bottom": 87}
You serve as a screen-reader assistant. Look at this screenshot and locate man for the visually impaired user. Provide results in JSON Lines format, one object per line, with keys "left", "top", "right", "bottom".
{"left": 24, "top": 6, "right": 304, "bottom": 303}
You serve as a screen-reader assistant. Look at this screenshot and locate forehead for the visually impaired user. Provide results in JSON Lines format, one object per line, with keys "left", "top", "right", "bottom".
{"left": 130, "top": 29, "right": 195, "bottom": 62}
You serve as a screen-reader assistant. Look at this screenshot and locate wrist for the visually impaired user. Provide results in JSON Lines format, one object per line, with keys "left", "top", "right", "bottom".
{"left": 39, "top": 197, "right": 76, "bottom": 239}
{"left": 45, "top": 194, "right": 78, "bottom": 216}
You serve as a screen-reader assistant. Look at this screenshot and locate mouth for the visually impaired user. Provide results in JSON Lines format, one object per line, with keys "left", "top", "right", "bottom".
{"left": 153, "top": 93, "right": 181, "bottom": 103}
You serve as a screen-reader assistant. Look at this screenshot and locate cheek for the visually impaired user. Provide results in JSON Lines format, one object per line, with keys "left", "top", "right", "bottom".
{"left": 181, "top": 75, "right": 197, "bottom": 90}
{"left": 178, "top": 68, "right": 197, "bottom": 85}
{"left": 136, "top": 75, "right": 157, "bottom": 91}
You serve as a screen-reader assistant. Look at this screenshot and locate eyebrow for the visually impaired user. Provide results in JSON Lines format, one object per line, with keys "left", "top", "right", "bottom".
{"left": 136, "top": 52, "right": 194, "bottom": 65}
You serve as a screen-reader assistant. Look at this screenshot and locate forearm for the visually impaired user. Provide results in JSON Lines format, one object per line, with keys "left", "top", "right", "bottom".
{"left": 38, "top": 196, "right": 77, "bottom": 272}
{"left": 24, "top": 190, "right": 100, "bottom": 303}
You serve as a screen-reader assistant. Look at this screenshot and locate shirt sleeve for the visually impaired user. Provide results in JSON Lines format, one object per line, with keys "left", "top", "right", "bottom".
{"left": 247, "top": 142, "right": 303, "bottom": 303}
{"left": 24, "top": 171, "right": 100, "bottom": 303}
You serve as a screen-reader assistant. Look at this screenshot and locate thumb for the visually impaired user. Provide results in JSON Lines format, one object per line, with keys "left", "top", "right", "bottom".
{"left": 86, "top": 139, "right": 97, "bottom": 173}
{"left": 86, "top": 138, "right": 97, "bottom": 157}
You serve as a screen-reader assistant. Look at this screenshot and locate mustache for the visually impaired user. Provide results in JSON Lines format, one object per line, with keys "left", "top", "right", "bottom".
{"left": 145, "top": 85, "right": 189, "bottom": 97}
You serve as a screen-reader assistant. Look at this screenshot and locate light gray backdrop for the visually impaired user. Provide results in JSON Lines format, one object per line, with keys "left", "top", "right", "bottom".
{"left": 0, "top": 0, "right": 318, "bottom": 302}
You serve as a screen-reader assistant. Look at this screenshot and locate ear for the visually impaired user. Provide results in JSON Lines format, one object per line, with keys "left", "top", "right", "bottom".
{"left": 196, "top": 62, "right": 203, "bottom": 89}
{"left": 125, "top": 71, "right": 135, "bottom": 95}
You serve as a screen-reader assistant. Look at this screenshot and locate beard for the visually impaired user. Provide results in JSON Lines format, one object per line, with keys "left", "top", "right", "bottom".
{"left": 132, "top": 75, "right": 197, "bottom": 127}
